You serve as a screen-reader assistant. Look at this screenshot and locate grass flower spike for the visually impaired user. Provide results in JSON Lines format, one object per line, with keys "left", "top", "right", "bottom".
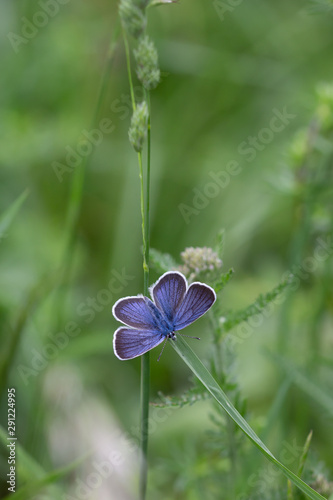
{"left": 128, "top": 101, "right": 149, "bottom": 152}
{"left": 119, "top": 0, "right": 147, "bottom": 38}
{"left": 134, "top": 36, "right": 160, "bottom": 90}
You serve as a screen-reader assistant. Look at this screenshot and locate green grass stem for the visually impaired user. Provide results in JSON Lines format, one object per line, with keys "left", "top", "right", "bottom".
{"left": 122, "top": 28, "right": 151, "bottom": 500}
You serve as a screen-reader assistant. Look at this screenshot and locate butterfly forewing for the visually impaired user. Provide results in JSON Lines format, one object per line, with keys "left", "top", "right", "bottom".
{"left": 151, "top": 271, "right": 187, "bottom": 323}
{"left": 174, "top": 283, "right": 216, "bottom": 331}
{"left": 113, "top": 327, "right": 165, "bottom": 360}
{"left": 112, "top": 296, "right": 160, "bottom": 330}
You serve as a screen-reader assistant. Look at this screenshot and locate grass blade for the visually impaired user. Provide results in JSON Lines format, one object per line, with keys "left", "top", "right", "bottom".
{"left": 0, "top": 273, "right": 57, "bottom": 395}
{"left": 171, "top": 336, "right": 326, "bottom": 500}
{"left": 3, "top": 457, "right": 86, "bottom": 500}
{"left": 0, "top": 425, "right": 45, "bottom": 481}
{"left": 0, "top": 190, "right": 29, "bottom": 238}
{"left": 266, "top": 351, "right": 333, "bottom": 417}
{"left": 0, "top": 425, "right": 86, "bottom": 499}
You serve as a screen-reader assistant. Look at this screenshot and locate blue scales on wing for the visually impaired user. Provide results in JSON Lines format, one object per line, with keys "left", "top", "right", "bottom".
{"left": 151, "top": 271, "right": 187, "bottom": 325}
{"left": 113, "top": 327, "right": 165, "bottom": 360}
{"left": 113, "top": 296, "right": 160, "bottom": 330}
{"left": 173, "top": 283, "right": 216, "bottom": 331}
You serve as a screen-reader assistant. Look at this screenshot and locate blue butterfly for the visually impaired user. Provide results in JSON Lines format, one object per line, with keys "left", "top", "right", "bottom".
{"left": 112, "top": 271, "right": 216, "bottom": 360}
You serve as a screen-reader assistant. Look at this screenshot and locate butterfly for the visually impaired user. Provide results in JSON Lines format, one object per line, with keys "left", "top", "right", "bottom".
{"left": 112, "top": 271, "right": 216, "bottom": 360}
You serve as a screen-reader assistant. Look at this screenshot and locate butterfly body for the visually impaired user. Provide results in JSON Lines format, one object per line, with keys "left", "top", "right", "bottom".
{"left": 143, "top": 296, "right": 175, "bottom": 334}
{"left": 112, "top": 271, "right": 216, "bottom": 360}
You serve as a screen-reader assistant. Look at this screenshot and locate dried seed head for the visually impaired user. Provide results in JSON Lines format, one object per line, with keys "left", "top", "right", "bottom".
{"left": 134, "top": 36, "right": 160, "bottom": 90}
{"left": 179, "top": 247, "right": 223, "bottom": 282}
{"left": 128, "top": 101, "right": 149, "bottom": 152}
{"left": 119, "top": 0, "right": 147, "bottom": 39}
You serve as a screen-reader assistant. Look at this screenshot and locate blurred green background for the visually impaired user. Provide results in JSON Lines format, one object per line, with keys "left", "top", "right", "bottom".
{"left": 0, "top": 0, "right": 333, "bottom": 498}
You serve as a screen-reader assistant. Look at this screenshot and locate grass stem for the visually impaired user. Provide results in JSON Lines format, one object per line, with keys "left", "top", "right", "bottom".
{"left": 140, "top": 90, "right": 151, "bottom": 500}
{"left": 122, "top": 29, "right": 151, "bottom": 500}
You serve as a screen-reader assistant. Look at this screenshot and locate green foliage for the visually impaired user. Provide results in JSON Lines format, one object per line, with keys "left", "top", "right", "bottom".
{"left": 215, "top": 229, "right": 225, "bottom": 262}
{"left": 150, "top": 247, "right": 178, "bottom": 273}
{"left": 152, "top": 383, "right": 209, "bottom": 408}
{"left": 1, "top": 1, "right": 333, "bottom": 499}
{"left": 0, "top": 190, "right": 28, "bottom": 240}
{"left": 267, "top": 352, "right": 333, "bottom": 418}
{"left": 170, "top": 337, "right": 326, "bottom": 500}
{"left": 221, "top": 275, "right": 293, "bottom": 334}
{"left": 213, "top": 268, "right": 234, "bottom": 293}
{"left": 298, "top": 431, "right": 314, "bottom": 478}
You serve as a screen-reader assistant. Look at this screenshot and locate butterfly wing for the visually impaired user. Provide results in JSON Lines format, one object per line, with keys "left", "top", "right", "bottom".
{"left": 150, "top": 271, "right": 187, "bottom": 324}
{"left": 112, "top": 295, "right": 160, "bottom": 330}
{"left": 173, "top": 282, "right": 216, "bottom": 331}
{"left": 113, "top": 327, "right": 165, "bottom": 360}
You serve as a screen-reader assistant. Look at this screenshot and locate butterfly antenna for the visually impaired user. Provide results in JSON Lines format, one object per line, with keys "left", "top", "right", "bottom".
{"left": 178, "top": 334, "right": 201, "bottom": 340}
{"left": 157, "top": 337, "right": 168, "bottom": 362}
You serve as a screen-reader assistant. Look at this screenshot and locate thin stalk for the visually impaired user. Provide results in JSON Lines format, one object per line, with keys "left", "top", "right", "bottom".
{"left": 123, "top": 29, "right": 147, "bottom": 274}
{"left": 277, "top": 120, "right": 318, "bottom": 355}
{"left": 140, "top": 90, "right": 151, "bottom": 500}
{"left": 140, "top": 351, "right": 150, "bottom": 500}
{"left": 138, "top": 151, "right": 148, "bottom": 275}
{"left": 226, "top": 416, "right": 237, "bottom": 498}
{"left": 123, "top": 29, "right": 136, "bottom": 111}
{"left": 122, "top": 29, "right": 151, "bottom": 500}
{"left": 144, "top": 89, "right": 151, "bottom": 283}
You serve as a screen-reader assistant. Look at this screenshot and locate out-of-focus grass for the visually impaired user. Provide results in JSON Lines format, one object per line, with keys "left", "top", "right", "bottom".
{"left": 0, "top": 0, "right": 332, "bottom": 498}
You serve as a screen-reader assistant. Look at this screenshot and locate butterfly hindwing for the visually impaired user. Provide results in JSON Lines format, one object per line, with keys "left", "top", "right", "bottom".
{"left": 113, "top": 327, "right": 165, "bottom": 360}
{"left": 173, "top": 282, "right": 216, "bottom": 331}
